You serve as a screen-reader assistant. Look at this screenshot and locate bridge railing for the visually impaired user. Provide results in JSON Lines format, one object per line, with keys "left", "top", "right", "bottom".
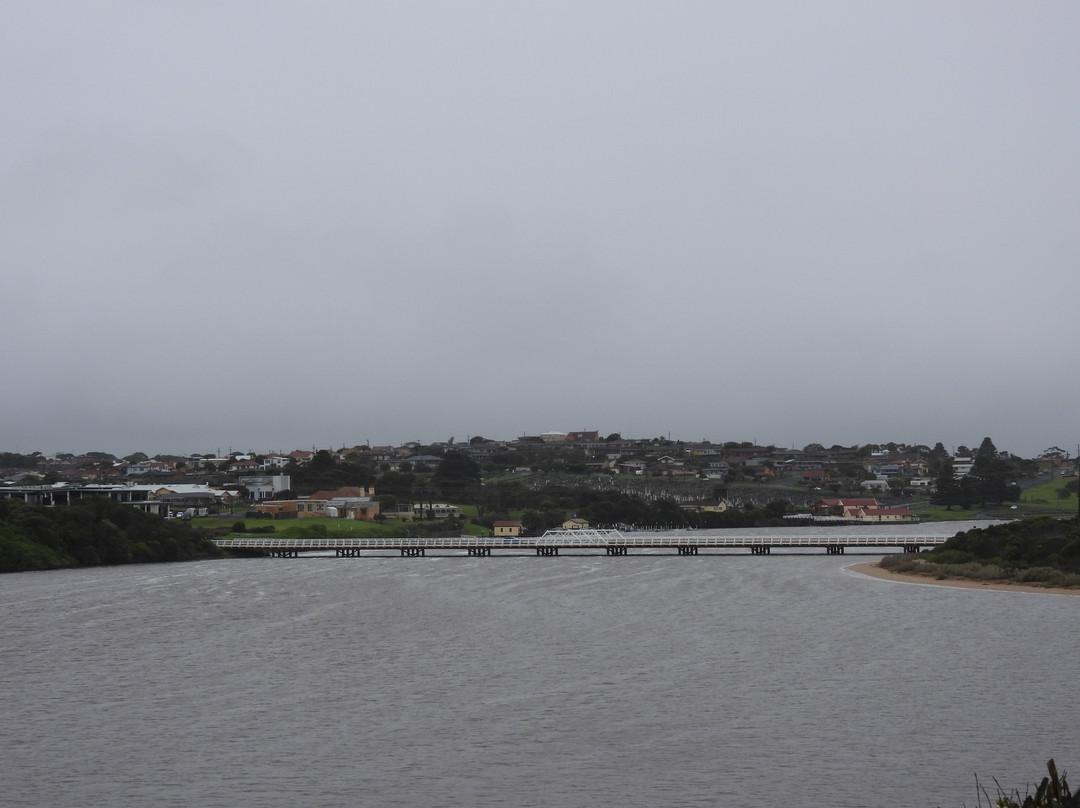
{"left": 213, "top": 530, "right": 950, "bottom": 551}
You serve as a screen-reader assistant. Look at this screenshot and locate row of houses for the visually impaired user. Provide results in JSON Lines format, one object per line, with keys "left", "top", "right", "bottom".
{"left": 0, "top": 482, "right": 232, "bottom": 516}
{"left": 252, "top": 486, "right": 469, "bottom": 522}
{"left": 77, "top": 434, "right": 993, "bottom": 488}
{"left": 492, "top": 518, "right": 589, "bottom": 537}
{"left": 810, "top": 498, "right": 917, "bottom": 523}
{"left": 254, "top": 486, "right": 380, "bottom": 520}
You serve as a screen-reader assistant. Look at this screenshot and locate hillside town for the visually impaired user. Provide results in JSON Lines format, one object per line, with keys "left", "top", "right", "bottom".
{"left": 1, "top": 433, "right": 1073, "bottom": 530}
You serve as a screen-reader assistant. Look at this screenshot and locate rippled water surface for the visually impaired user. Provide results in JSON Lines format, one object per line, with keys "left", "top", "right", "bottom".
{"left": 3, "top": 530, "right": 1078, "bottom": 808}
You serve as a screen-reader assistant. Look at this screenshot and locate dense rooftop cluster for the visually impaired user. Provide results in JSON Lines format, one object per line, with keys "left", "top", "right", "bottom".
{"left": 1, "top": 434, "right": 1066, "bottom": 491}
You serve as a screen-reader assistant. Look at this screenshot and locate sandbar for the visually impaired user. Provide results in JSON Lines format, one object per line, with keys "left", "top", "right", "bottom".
{"left": 846, "top": 561, "right": 1080, "bottom": 596}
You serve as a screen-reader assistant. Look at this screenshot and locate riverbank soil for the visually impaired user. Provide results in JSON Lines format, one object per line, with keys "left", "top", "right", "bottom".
{"left": 847, "top": 562, "right": 1080, "bottom": 596}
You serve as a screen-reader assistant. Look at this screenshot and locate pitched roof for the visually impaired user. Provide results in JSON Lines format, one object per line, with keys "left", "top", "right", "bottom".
{"left": 308, "top": 486, "right": 373, "bottom": 501}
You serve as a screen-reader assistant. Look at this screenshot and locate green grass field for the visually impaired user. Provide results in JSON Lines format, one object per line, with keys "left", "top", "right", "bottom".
{"left": 1016, "top": 475, "right": 1079, "bottom": 513}
{"left": 911, "top": 475, "right": 1078, "bottom": 521}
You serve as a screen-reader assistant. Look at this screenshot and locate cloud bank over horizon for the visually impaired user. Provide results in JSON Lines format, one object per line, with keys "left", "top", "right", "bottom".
{"left": 2, "top": 3, "right": 1077, "bottom": 460}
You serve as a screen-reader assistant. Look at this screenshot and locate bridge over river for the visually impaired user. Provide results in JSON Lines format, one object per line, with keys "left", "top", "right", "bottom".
{"left": 212, "top": 528, "right": 961, "bottom": 558}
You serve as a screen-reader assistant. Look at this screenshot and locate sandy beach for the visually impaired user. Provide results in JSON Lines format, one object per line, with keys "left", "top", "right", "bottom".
{"left": 847, "top": 561, "right": 1080, "bottom": 596}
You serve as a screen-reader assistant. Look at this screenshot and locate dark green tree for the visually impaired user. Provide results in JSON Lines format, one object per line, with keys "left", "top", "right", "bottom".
{"left": 931, "top": 458, "right": 962, "bottom": 510}
{"left": 521, "top": 509, "right": 553, "bottom": 535}
{"left": 971, "top": 452, "right": 1019, "bottom": 506}
{"left": 433, "top": 450, "right": 481, "bottom": 500}
{"left": 377, "top": 470, "right": 416, "bottom": 500}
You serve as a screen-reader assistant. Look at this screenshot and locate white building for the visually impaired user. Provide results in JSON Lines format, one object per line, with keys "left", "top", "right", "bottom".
{"left": 239, "top": 475, "right": 292, "bottom": 500}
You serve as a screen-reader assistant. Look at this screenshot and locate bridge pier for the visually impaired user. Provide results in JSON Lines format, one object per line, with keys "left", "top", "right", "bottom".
{"left": 750, "top": 546, "right": 771, "bottom": 555}
{"left": 536, "top": 547, "right": 559, "bottom": 556}
{"left": 677, "top": 546, "right": 698, "bottom": 555}
{"left": 336, "top": 548, "right": 362, "bottom": 558}
{"left": 269, "top": 549, "right": 299, "bottom": 558}
{"left": 826, "top": 545, "right": 845, "bottom": 555}
{"left": 902, "top": 545, "right": 922, "bottom": 554}
{"left": 400, "top": 547, "right": 425, "bottom": 557}
{"left": 467, "top": 547, "right": 491, "bottom": 557}
{"left": 606, "top": 546, "right": 628, "bottom": 556}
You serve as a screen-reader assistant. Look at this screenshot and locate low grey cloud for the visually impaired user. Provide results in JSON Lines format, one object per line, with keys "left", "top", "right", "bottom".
{"left": 2, "top": 2, "right": 1077, "bottom": 458}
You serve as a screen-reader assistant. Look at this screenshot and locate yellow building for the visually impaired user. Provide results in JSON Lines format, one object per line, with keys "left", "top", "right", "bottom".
{"left": 254, "top": 499, "right": 327, "bottom": 519}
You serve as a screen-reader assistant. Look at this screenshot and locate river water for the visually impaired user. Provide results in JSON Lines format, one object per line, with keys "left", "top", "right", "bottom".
{"left": 3, "top": 523, "right": 1077, "bottom": 808}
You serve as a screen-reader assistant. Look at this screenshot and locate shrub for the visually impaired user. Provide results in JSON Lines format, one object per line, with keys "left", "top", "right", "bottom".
{"left": 941, "top": 561, "right": 1008, "bottom": 580}
{"left": 879, "top": 555, "right": 923, "bottom": 573}
{"left": 925, "top": 548, "right": 977, "bottom": 566}
{"left": 1014, "top": 566, "right": 1061, "bottom": 584}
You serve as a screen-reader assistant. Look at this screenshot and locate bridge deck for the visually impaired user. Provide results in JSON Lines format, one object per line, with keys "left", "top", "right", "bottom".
{"left": 213, "top": 528, "right": 951, "bottom": 556}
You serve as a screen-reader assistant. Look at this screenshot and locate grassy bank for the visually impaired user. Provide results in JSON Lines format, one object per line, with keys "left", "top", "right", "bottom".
{"left": 911, "top": 476, "right": 1079, "bottom": 522}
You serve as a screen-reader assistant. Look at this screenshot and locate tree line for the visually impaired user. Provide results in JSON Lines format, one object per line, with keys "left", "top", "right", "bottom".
{"left": 0, "top": 498, "right": 220, "bottom": 573}
{"left": 930, "top": 437, "right": 1025, "bottom": 510}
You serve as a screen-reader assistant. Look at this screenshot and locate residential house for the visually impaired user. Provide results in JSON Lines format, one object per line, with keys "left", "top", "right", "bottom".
{"left": 255, "top": 499, "right": 327, "bottom": 519}
{"left": 125, "top": 460, "right": 175, "bottom": 476}
{"left": 953, "top": 457, "right": 975, "bottom": 477}
{"left": 849, "top": 505, "right": 916, "bottom": 523}
{"left": 411, "top": 503, "right": 460, "bottom": 518}
{"left": 309, "top": 486, "right": 380, "bottom": 521}
{"left": 309, "top": 485, "right": 376, "bottom": 500}
{"left": 493, "top": 520, "right": 522, "bottom": 537}
{"left": 812, "top": 498, "right": 883, "bottom": 518}
{"left": 402, "top": 454, "right": 443, "bottom": 470}
{"left": 369, "top": 446, "right": 395, "bottom": 463}
{"left": 811, "top": 497, "right": 916, "bottom": 523}
{"left": 680, "top": 499, "right": 729, "bottom": 513}
{"left": 239, "top": 475, "right": 292, "bottom": 501}
{"left": 566, "top": 431, "right": 601, "bottom": 443}
{"left": 228, "top": 460, "right": 262, "bottom": 475}
{"left": 702, "top": 461, "right": 731, "bottom": 481}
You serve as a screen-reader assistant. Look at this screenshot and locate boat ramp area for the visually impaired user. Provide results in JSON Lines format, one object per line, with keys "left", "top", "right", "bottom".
{"left": 212, "top": 528, "right": 952, "bottom": 558}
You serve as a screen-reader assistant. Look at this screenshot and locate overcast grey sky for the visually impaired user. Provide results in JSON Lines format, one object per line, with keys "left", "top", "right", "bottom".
{"left": 2, "top": 2, "right": 1078, "bottom": 458}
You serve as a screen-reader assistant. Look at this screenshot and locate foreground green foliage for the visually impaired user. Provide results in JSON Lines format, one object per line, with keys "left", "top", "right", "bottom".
{"left": 880, "top": 517, "right": 1080, "bottom": 587}
{"left": 0, "top": 499, "right": 221, "bottom": 572}
{"left": 985, "top": 759, "right": 1079, "bottom": 808}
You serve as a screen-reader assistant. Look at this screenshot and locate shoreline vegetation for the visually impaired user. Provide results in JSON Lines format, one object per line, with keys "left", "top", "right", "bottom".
{"left": 849, "top": 561, "right": 1080, "bottom": 596}
{"left": 854, "top": 516, "right": 1080, "bottom": 595}
{"left": 0, "top": 498, "right": 220, "bottom": 572}
{"left": 978, "top": 759, "right": 1080, "bottom": 808}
